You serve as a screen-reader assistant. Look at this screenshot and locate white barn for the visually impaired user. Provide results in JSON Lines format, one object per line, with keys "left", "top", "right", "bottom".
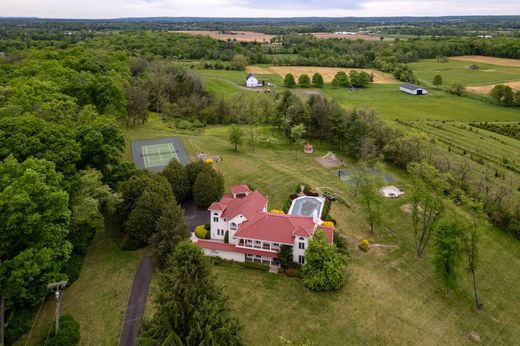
{"left": 246, "top": 73, "right": 263, "bottom": 88}
{"left": 400, "top": 83, "right": 428, "bottom": 95}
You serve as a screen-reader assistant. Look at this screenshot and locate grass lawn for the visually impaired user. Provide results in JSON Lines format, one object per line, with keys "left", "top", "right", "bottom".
{"left": 409, "top": 59, "right": 520, "bottom": 86}
{"left": 15, "top": 221, "right": 145, "bottom": 346}
{"left": 131, "top": 119, "right": 520, "bottom": 345}
{"left": 322, "top": 84, "right": 520, "bottom": 122}
{"left": 194, "top": 69, "right": 286, "bottom": 94}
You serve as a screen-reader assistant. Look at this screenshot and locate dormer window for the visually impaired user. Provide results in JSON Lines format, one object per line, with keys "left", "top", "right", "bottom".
{"left": 213, "top": 213, "right": 219, "bottom": 222}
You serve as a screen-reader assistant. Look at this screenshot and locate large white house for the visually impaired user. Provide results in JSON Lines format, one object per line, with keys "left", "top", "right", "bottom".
{"left": 245, "top": 73, "right": 263, "bottom": 88}
{"left": 195, "top": 185, "right": 334, "bottom": 266}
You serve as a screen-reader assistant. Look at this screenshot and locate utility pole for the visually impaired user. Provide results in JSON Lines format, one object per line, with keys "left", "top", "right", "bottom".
{"left": 47, "top": 281, "right": 67, "bottom": 336}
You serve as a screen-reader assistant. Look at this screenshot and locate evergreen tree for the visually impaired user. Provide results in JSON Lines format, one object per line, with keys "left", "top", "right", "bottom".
{"left": 284, "top": 73, "right": 296, "bottom": 88}
{"left": 301, "top": 231, "right": 348, "bottom": 292}
{"left": 298, "top": 74, "right": 311, "bottom": 88}
{"left": 193, "top": 169, "right": 225, "bottom": 207}
{"left": 151, "top": 201, "right": 189, "bottom": 266}
{"left": 139, "top": 241, "right": 242, "bottom": 345}
{"left": 161, "top": 159, "right": 190, "bottom": 202}
{"left": 312, "top": 73, "right": 324, "bottom": 88}
{"left": 185, "top": 161, "right": 211, "bottom": 188}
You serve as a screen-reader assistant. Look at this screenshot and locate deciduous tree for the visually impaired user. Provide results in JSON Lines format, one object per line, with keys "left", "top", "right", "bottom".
{"left": 298, "top": 74, "right": 311, "bottom": 88}
{"left": 284, "top": 73, "right": 296, "bottom": 88}
{"left": 300, "top": 231, "right": 348, "bottom": 292}
{"left": 432, "top": 219, "right": 463, "bottom": 296}
{"left": 312, "top": 73, "right": 324, "bottom": 88}
{"left": 160, "top": 159, "right": 190, "bottom": 202}
{"left": 229, "top": 125, "right": 244, "bottom": 151}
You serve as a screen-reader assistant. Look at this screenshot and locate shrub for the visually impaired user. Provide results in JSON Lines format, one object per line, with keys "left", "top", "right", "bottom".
{"left": 4, "top": 308, "right": 32, "bottom": 345}
{"left": 205, "top": 159, "right": 214, "bottom": 164}
{"left": 237, "top": 261, "right": 269, "bottom": 271}
{"left": 334, "top": 231, "right": 349, "bottom": 255}
{"left": 284, "top": 73, "right": 296, "bottom": 88}
{"left": 62, "top": 254, "right": 84, "bottom": 285}
{"left": 298, "top": 74, "right": 311, "bottom": 87}
{"left": 194, "top": 225, "right": 207, "bottom": 239}
{"left": 224, "top": 231, "right": 229, "bottom": 243}
{"left": 359, "top": 239, "right": 369, "bottom": 252}
{"left": 204, "top": 224, "right": 210, "bottom": 230}
{"left": 45, "top": 315, "right": 80, "bottom": 346}
{"left": 321, "top": 221, "right": 335, "bottom": 227}
{"left": 285, "top": 266, "right": 300, "bottom": 277}
{"left": 278, "top": 245, "right": 293, "bottom": 269}
{"left": 289, "top": 193, "right": 298, "bottom": 200}
{"left": 270, "top": 209, "right": 285, "bottom": 214}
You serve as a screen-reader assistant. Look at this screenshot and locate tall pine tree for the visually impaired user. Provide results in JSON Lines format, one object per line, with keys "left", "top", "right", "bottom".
{"left": 139, "top": 241, "right": 242, "bottom": 345}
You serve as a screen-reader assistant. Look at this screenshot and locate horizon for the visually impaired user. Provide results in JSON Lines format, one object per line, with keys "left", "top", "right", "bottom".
{"left": 1, "top": 0, "right": 520, "bottom": 20}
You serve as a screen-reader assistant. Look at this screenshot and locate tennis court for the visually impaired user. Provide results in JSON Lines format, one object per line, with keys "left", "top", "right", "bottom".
{"left": 132, "top": 138, "right": 190, "bottom": 172}
{"left": 141, "top": 143, "right": 179, "bottom": 168}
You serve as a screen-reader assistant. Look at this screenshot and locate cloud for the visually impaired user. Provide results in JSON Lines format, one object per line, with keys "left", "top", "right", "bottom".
{"left": 0, "top": 0, "right": 519, "bottom": 18}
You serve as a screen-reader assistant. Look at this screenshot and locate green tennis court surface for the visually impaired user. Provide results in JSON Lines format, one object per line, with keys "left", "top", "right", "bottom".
{"left": 141, "top": 143, "right": 179, "bottom": 168}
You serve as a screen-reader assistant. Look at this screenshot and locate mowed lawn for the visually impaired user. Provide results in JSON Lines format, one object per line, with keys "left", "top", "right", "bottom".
{"left": 409, "top": 58, "right": 520, "bottom": 86}
{"left": 131, "top": 119, "right": 520, "bottom": 346}
{"left": 195, "top": 69, "right": 286, "bottom": 94}
{"left": 15, "top": 222, "right": 145, "bottom": 346}
{"left": 322, "top": 84, "right": 520, "bottom": 122}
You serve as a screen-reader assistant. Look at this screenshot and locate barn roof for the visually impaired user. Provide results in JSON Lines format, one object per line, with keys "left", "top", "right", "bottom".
{"left": 400, "top": 83, "right": 425, "bottom": 91}
{"left": 246, "top": 73, "right": 255, "bottom": 80}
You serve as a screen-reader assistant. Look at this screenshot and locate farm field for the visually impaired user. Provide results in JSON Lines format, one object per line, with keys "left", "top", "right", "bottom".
{"left": 409, "top": 58, "right": 520, "bottom": 86}
{"left": 247, "top": 65, "right": 398, "bottom": 84}
{"left": 170, "top": 30, "right": 275, "bottom": 42}
{"left": 399, "top": 121, "right": 520, "bottom": 179}
{"left": 451, "top": 55, "right": 520, "bottom": 68}
{"left": 133, "top": 118, "right": 520, "bottom": 346}
{"left": 310, "top": 32, "right": 393, "bottom": 41}
{"left": 15, "top": 222, "right": 145, "bottom": 346}
{"left": 322, "top": 84, "right": 520, "bottom": 122}
{"left": 466, "top": 80, "right": 520, "bottom": 94}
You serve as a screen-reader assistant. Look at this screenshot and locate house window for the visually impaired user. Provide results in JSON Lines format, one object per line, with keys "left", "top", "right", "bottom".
{"left": 213, "top": 217, "right": 219, "bottom": 222}
{"left": 298, "top": 255, "right": 305, "bottom": 264}
{"left": 298, "top": 242, "right": 305, "bottom": 250}
{"left": 299, "top": 237, "right": 304, "bottom": 241}
{"left": 230, "top": 223, "right": 237, "bottom": 230}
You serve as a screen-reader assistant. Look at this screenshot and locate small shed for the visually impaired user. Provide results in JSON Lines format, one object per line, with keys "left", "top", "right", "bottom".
{"left": 304, "top": 143, "right": 313, "bottom": 154}
{"left": 400, "top": 83, "right": 428, "bottom": 95}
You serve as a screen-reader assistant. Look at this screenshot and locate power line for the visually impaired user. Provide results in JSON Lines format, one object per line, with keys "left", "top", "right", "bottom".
{"left": 24, "top": 287, "right": 49, "bottom": 346}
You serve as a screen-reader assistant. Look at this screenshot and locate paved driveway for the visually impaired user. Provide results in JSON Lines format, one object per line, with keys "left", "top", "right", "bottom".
{"left": 118, "top": 199, "right": 208, "bottom": 346}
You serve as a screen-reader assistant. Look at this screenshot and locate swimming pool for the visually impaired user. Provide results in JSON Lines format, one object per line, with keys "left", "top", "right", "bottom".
{"left": 288, "top": 196, "right": 325, "bottom": 218}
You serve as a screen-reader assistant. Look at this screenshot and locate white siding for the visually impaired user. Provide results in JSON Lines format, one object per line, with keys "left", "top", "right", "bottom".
{"left": 203, "top": 248, "right": 245, "bottom": 262}
{"left": 210, "top": 210, "right": 227, "bottom": 240}
{"left": 246, "top": 76, "right": 261, "bottom": 87}
{"left": 293, "top": 236, "right": 309, "bottom": 264}
{"left": 228, "top": 214, "right": 247, "bottom": 244}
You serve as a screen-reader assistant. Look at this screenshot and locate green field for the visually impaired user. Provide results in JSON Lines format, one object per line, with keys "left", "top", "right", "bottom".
{"left": 193, "top": 69, "right": 520, "bottom": 122}
{"left": 322, "top": 84, "right": 520, "bottom": 122}
{"left": 134, "top": 117, "right": 520, "bottom": 345}
{"left": 409, "top": 59, "right": 520, "bottom": 86}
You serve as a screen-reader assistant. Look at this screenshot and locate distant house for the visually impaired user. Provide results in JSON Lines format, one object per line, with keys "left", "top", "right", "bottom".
{"left": 246, "top": 73, "right": 263, "bottom": 88}
{"left": 400, "top": 83, "right": 428, "bottom": 95}
{"left": 304, "top": 143, "right": 313, "bottom": 154}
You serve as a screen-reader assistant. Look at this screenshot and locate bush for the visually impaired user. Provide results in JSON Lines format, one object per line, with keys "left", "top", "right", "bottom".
{"left": 321, "top": 221, "right": 335, "bottom": 227}
{"left": 204, "top": 224, "right": 210, "bottom": 230}
{"left": 205, "top": 159, "right": 214, "bottom": 164}
{"left": 45, "top": 315, "right": 80, "bottom": 346}
{"left": 61, "top": 254, "right": 84, "bottom": 285}
{"left": 285, "top": 266, "right": 300, "bottom": 278}
{"left": 334, "top": 231, "right": 349, "bottom": 256}
{"left": 359, "top": 239, "right": 369, "bottom": 252}
{"left": 194, "top": 225, "right": 208, "bottom": 239}
{"left": 270, "top": 209, "right": 285, "bottom": 214}
{"left": 224, "top": 231, "right": 229, "bottom": 243}
{"left": 237, "top": 261, "right": 269, "bottom": 271}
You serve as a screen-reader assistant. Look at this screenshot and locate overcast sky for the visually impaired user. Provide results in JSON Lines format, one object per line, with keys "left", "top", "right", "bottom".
{"left": 1, "top": 0, "right": 519, "bottom": 19}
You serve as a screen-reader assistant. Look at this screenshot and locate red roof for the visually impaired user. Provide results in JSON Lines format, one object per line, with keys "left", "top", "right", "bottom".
{"left": 234, "top": 211, "right": 316, "bottom": 244}
{"left": 209, "top": 190, "right": 267, "bottom": 220}
{"left": 231, "top": 184, "right": 250, "bottom": 195}
{"left": 319, "top": 226, "right": 335, "bottom": 244}
{"left": 304, "top": 143, "right": 313, "bottom": 148}
{"left": 197, "top": 239, "right": 278, "bottom": 258}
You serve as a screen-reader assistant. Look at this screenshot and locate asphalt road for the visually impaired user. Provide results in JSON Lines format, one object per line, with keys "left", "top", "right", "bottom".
{"left": 118, "top": 200, "right": 208, "bottom": 346}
